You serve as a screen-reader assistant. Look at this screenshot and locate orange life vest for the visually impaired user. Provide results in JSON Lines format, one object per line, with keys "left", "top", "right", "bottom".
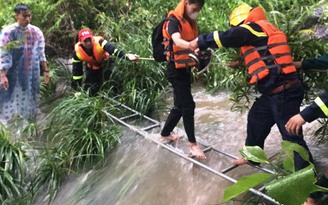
{"left": 240, "top": 20, "right": 296, "bottom": 84}
{"left": 74, "top": 36, "right": 110, "bottom": 70}
{"left": 162, "top": 0, "right": 198, "bottom": 69}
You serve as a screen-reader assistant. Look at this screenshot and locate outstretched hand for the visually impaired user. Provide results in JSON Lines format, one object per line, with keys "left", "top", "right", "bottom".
{"left": 126, "top": 53, "right": 140, "bottom": 61}
{"left": 226, "top": 60, "right": 242, "bottom": 68}
{"left": 285, "top": 114, "right": 306, "bottom": 136}
{"left": 294, "top": 61, "right": 302, "bottom": 71}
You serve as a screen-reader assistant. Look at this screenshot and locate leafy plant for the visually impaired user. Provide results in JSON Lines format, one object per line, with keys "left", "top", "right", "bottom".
{"left": 46, "top": 91, "right": 121, "bottom": 170}
{"left": 0, "top": 125, "right": 28, "bottom": 204}
{"left": 223, "top": 141, "right": 328, "bottom": 205}
{"left": 34, "top": 147, "right": 69, "bottom": 204}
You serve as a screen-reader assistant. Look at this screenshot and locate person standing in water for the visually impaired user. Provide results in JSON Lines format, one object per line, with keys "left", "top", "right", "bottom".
{"left": 286, "top": 56, "right": 328, "bottom": 205}
{"left": 189, "top": 4, "right": 313, "bottom": 167}
{"left": 71, "top": 28, "right": 139, "bottom": 96}
{"left": 160, "top": 0, "right": 206, "bottom": 159}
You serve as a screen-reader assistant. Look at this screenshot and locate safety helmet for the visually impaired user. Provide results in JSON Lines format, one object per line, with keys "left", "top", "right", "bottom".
{"left": 229, "top": 4, "right": 252, "bottom": 27}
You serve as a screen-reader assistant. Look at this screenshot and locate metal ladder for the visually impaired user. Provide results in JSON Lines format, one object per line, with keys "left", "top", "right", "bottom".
{"left": 103, "top": 98, "right": 280, "bottom": 205}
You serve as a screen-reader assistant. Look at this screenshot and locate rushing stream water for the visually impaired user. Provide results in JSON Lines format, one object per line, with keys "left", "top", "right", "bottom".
{"left": 37, "top": 84, "right": 328, "bottom": 205}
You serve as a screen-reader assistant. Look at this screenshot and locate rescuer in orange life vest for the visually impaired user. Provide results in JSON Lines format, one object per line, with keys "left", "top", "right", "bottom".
{"left": 159, "top": 0, "right": 206, "bottom": 159}
{"left": 72, "top": 28, "right": 139, "bottom": 95}
{"left": 189, "top": 4, "right": 314, "bottom": 169}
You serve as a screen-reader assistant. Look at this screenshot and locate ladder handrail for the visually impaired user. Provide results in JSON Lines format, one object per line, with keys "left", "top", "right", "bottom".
{"left": 103, "top": 100, "right": 280, "bottom": 205}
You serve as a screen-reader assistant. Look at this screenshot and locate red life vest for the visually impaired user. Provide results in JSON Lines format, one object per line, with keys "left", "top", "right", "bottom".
{"left": 74, "top": 36, "right": 110, "bottom": 70}
{"left": 162, "top": 0, "right": 198, "bottom": 69}
{"left": 240, "top": 20, "right": 296, "bottom": 84}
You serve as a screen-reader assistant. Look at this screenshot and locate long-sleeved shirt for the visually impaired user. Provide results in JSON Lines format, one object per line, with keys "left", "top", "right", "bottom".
{"left": 72, "top": 38, "right": 125, "bottom": 80}
{"left": 302, "top": 55, "right": 328, "bottom": 71}
{"left": 301, "top": 91, "right": 328, "bottom": 122}
{"left": 300, "top": 55, "right": 328, "bottom": 122}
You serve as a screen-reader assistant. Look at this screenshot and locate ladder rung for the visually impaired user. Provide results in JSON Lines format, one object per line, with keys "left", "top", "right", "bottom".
{"left": 221, "top": 164, "right": 239, "bottom": 174}
{"left": 119, "top": 113, "right": 139, "bottom": 121}
{"left": 258, "top": 186, "right": 265, "bottom": 192}
{"left": 141, "top": 123, "right": 160, "bottom": 131}
{"left": 202, "top": 147, "right": 212, "bottom": 153}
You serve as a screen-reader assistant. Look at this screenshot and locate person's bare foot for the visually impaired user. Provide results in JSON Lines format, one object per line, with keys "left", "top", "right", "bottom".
{"left": 232, "top": 157, "right": 249, "bottom": 165}
{"left": 303, "top": 197, "right": 319, "bottom": 205}
{"left": 160, "top": 135, "right": 181, "bottom": 142}
{"left": 189, "top": 143, "right": 206, "bottom": 159}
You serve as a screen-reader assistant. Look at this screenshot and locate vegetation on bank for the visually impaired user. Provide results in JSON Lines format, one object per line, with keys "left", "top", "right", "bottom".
{"left": 0, "top": 0, "right": 328, "bottom": 204}
{"left": 223, "top": 143, "right": 328, "bottom": 205}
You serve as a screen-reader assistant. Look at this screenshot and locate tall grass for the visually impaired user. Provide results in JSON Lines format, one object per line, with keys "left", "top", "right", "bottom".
{"left": 0, "top": 125, "right": 28, "bottom": 204}
{"left": 46, "top": 91, "right": 121, "bottom": 169}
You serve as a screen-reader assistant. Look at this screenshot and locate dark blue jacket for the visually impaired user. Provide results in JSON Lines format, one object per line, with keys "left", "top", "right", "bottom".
{"left": 300, "top": 55, "right": 328, "bottom": 122}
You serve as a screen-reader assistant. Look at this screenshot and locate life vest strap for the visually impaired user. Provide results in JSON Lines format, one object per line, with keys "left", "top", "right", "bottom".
{"left": 241, "top": 42, "right": 288, "bottom": 60}
{"left": 249, "top": 63, "right": 294, "bottom": 82}
{"left": 246, "top": 52, "right": 291, "bottom": 68}
{"left": 173, "top": 58, "right": 195, "bottom": 64}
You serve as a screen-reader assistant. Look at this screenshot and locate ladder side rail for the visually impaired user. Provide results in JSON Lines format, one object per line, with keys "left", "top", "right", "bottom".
{"left": 108, "top": 98, "right": 160, "bottom": 125}
{"left": 103, "top": 110, "right": 280, "bottom": 205}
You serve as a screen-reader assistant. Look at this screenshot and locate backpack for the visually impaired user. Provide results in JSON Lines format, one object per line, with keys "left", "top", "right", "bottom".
{"left": 151, "top": 16, "right": 180, "bottom": 62}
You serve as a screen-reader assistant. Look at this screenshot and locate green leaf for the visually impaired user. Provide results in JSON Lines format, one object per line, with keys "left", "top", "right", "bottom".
{"left": 281, "top": 141, "right": 312, "bottom": 172}
{"left": 223, "top": 173, "right": 276, "bottom": 202}
{"left": 265, "top": 166, "right": 316, "bottom": 205}
{"left": 283, "top": 156, "right": 294, "bottom": 172}
{"left": 281, "top": 141, "right": 311, "bottom": 162}
{"left": 240, "top": 146, "right": 270, "bottom": 164}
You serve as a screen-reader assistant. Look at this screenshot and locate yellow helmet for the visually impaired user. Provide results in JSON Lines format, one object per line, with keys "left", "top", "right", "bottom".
{"left": 229, "top": 4, "right": 252, "bottom": 27}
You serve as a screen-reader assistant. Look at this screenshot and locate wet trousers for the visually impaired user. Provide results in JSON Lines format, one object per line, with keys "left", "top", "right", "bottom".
{"left": 84, "top": 61, "right": 116, "bottom": 96}
{"left": 246, "top": 83, "right": 313, "bottom": 170}
{"left": 161, "top": 69, "right": 196, "bottom": 143}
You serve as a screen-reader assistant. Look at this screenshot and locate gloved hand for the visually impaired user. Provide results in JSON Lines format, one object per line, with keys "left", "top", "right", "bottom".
{"left": 126, "top": 53, "right": 140, "bottom": 61}
{"left": 71, "top": 79, "right": 82, "bottom": 90}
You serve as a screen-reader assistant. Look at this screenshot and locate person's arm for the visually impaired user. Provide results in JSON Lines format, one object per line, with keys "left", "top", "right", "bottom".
{"left": 195, "top": 23, "right": 267, "bottom": 50}
{"left": 99, "top": 39, "right": 139, "bottom": 61}
{"left": 36, "top": 27, "right": 50, "bottom": 84}
{"left": 71, "top": 51, "right": 83, "bottom": 89}
{"left": 100, "top": 39, "right": 126, "bottom": 58}
{"left": 301, "top": 55, "right": 328, "bottom": 71}
{"left": 286, "top": 91, "right": 328, "bottom": 135}
{"left": 300, "top": 91, "right": 328, "bottom": 122}
{"left": 0, "top": 27, "right": 13, "bottom": 90}
{"left": 40, "top": 61, "right": 50, "bottom": 84}
{"left": 167, "top": 18, "right": 195, "bottom": 51}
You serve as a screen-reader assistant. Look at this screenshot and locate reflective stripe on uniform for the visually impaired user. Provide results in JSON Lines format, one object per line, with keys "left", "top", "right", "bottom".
{"left": 72, "top": 58, "right": 81, "bottom": 63}
{"left": 113, "top": 48, "right": 119, "bottom": 55}
{"left": 73, "top": 75, "right": 83, "bottom": 80}
{"left": 315, "top": 97, "right": 328, "bottom": 117}
{"left": 75, "top": 52, "right": 82, "bottom": 60}
{"left": 213, "top": 31, "right": 223, "bottom": 48}
{"left": 101, "top": 40, "right": 108, "bottom": 48}
{"left": 240, "top": 24, "right": 267, "bottom": 37}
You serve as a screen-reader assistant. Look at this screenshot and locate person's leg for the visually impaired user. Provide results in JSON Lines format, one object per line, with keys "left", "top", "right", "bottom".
{"left": 103, "top": 60, "right": 115, "bottom": 82}
{"left": 160, "top": 69, "right": 205, "bottom": 158}
{"left": 160, "top": 76, "right": 183, "bottom": 141}
{"left": 84, "top": 67, "right": 103, "bottom": 96}
{"left": 175, "top": 75, "right": 205, "bottom": 159}
{"left": 304, "top": 169, "right": 328, "bottom": 205}
{"left": 274, "top": 84, "right": 313, "bottom": 170}
{"left": 233, "top": 94, "right": 275, "bottom": 165}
